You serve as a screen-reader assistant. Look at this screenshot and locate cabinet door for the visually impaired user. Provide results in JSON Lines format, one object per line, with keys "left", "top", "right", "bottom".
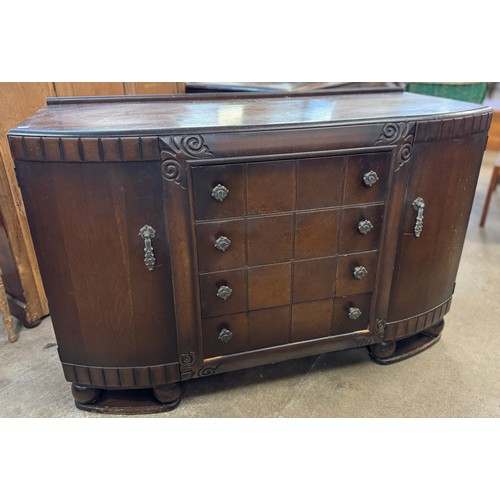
{"left": 387, "top": 133, "right": 487, "bottom": 326}
{"left": 16, "top": 161, "right": 178, "bottom": 369}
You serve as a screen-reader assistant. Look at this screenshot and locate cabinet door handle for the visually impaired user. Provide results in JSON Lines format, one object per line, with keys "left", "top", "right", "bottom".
{"left": 412, "top": 197, "right": 425, "bottom": 237}
{"left": 139, "top": 225, "right": 156, "bottom": 271}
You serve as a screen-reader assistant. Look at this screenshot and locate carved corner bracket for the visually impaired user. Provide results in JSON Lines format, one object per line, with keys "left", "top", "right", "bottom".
{"left": 159, "top": 135, "right": 214, "bottom": 189}
{"left": 375, "top": 122, "right": 415, "bottom": 170}
{"left": 354, "top": 319, "right": 386, "bottom": 347}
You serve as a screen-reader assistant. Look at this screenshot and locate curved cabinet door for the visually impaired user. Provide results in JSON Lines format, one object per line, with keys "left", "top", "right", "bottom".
{"left": 386, "top": 131, "right": 487, "bottom": 337}
{"left": 15, "top": 161, "right": 178, "bottom": 373}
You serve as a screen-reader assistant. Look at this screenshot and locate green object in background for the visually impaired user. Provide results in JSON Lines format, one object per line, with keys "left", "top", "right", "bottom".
{"left": 406, "top": 82, "right": 488, "bottom": 103}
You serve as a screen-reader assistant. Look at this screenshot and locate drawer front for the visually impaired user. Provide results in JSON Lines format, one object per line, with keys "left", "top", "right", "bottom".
{"left": 338, "top": 204, "right": 385, "bottom": 253}
{"left": 344, "top": 152, "right": 390, "bottom": 205}
{"left": 196, "top": 219, "right": 245, "bottom": 273}
{"left": 333, "top": 293, "right": 372, "bottom": 335}
{"left": 192, "top": 164, "right": 246, "bottom": 220}
{"left": 200, "top": 269, "right": 247, "bottom": 318}
{"left": 202, "top": 313, "right": 248, "bottom": 358}
{"left": 336, "top": 251, "right": 378, "bottom": 296}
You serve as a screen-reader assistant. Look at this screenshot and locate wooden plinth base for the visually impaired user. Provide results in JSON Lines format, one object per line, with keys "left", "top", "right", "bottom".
{"left": 75, "top": 388, "right": 181, "bottom": 415}
{"left": 368, "top": 331, "right": 442, "bottom": 365}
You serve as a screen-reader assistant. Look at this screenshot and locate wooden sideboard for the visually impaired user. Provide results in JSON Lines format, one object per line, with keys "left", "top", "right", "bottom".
{"left": 8, "top": 91, "right": 491, "bottom": 413}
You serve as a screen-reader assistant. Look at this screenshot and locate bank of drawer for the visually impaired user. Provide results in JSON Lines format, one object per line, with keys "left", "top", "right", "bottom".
{"left": 332, "top": 293, "right": 371, "bottom": 335}
{"left": 192, "top": 164, "right": 245, "bottom": 220}
{"left": 199, "top": 269, "right": 247, "bottom": 318}
{"left": 336, "top": 251, "right": 378, "bottom": 296}
{"left": 344, "top": 152, "right": 390, "bottom": 205}
{"left": 202, "top": 312, "right": 248, "bottom": 358}
{"left": 196, "top": 219, "right": 245, "bottom": 273}
{"left": 338, "top": 204, "right": 384, "bottom": 253}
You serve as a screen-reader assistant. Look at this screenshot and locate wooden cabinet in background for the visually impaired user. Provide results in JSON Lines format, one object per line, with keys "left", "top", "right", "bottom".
{"left": 0, "top": 82, "right": 185, "bottom": 329}
{"left": 8, "top": 91, "right": 491, "bottom": 412}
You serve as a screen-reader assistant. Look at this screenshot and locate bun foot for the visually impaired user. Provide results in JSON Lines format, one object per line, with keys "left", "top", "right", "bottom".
{"left": 71, "top": 384, "right": 101, "bottom": 405}
{"left": 153, "top": 383, "right": 181, "bottom": 407}
{"left": 368, "top": 323, "right": 443, "bottom": 365}
{"left": 368, "top": 341, "right": 396, "bottom": 359}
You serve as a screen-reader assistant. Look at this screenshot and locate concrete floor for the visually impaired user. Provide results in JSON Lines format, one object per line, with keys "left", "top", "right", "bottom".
{"left": 1, "top": 151, "right": 499, "bottom": 418}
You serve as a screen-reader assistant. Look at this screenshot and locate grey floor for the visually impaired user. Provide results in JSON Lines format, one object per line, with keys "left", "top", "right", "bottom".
{"left": 1, "top": 151, "right": 499, "bottom": 418}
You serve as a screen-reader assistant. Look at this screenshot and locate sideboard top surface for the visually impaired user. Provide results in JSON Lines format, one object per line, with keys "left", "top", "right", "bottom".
{"left": 9, "top": 91, "right": 491, "bottom": 137}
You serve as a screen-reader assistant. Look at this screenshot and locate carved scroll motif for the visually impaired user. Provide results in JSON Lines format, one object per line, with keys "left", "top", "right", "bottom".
{"left": 375, "top": 122, "right": 415, "bottom": 170}
{"left": 179, "top": 352, "right": 196, "bottom": 380}
{"left": 159, "top": 135, "right": 214, "bottom": 189}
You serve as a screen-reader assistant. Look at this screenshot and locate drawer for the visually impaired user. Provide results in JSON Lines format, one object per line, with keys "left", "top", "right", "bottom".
{"left": 248, "top": 306, "right": 290, "bottom": 350}
{"left": 338, "top": 204, "right": 384, "bottom": 253}
{"left": 332, "top": 293, "right": 371, "bottom": 335}
{"left": 196, "top": 219, "right": 245, "bottom": 273}
{"left": 296, "top": 156, "right": 345, "bottom": 210}
{"left": 247, "top": 214, "right": 293, "bottom": 266}
{"left": 202, "top": 313, "right": 248, "bottom": 358}
{"left": 344, "top": 152, "right": 390, "bottom": 205}
{"left": 336, "top": 251, "right": 378, "bottom": 296}
{"left": 248, "top": 263, "right": 292, "bottom": 310}
{"left": 192, "top": 164, "right": 246, "bottom": 220}
{"left": 247, "top": 160, "right": 295, "bottom": 215}
{"left": 295, "top": 209, "right": 341, "bottom": 259}
{"left": 291, "top": 299, "right": 334, "bottom": 342}
{"left": 199, "top": 269, "right": 247, "bottom": 318}
{"left": 292, "top": 257, "right": 337, "bottom": 303}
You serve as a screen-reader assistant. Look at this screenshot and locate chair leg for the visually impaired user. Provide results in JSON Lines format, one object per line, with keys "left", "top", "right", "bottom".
{"left": 480, "top": 166, "right": 500, "bottom": 227}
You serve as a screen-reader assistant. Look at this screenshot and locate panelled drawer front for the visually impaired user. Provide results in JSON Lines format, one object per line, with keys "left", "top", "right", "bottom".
{"left": 338, "top": 204, "right": 384, "bottom": 253}
{"left": 336, "top": 251, "right": 378, "bottom": 296}
{"left": 194, "top": 152, "right": 390, "bottom": 352}
{"left": 192, "top": 164, "right": 245, "bottom": 220}
{"left": 344, "top": 152, "right": 390, "bottom": 205}
{"left": 202, "top": 313, "right": 248, "bottom": 358}
{"left": 199, "top": 269, "right": 247, "bottom": 318}
{"left": 196, "top": 219, "right": 245, "bottom": 273}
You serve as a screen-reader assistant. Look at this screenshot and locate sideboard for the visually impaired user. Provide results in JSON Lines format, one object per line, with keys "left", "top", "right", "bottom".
{"left": 8, "top": 91, "right": 491, "bottom": 413}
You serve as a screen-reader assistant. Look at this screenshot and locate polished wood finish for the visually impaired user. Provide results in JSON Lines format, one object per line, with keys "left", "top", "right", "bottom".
{"left": 9, "top": 91, "right": 491, "bottom": 412}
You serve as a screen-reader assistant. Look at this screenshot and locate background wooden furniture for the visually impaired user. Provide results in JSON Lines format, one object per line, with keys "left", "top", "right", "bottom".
{"left": 9, "top": 91, "right": 491, "bottom": 413}
{"left": 0, "top": 261, "right": 17, "bottom": 342}
{"left": 0, "top": 82, "right": 185, "bottom": 329}
{"left": 480, "top": 153, "right": 500, "bottom": 227}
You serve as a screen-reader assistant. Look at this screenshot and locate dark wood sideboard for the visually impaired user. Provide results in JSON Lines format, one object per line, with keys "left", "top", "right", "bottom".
{"left": 8, "top": 91, "right": 491, "bottom": 413}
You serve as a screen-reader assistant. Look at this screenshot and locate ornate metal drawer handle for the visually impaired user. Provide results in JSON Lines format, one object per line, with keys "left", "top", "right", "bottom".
{"left": 214, "top": 235, "right": 231, "bottom": 252}
{"left": 348, "top": 307, "right": 362, "bottom": 320}
{"left": 212, "top": 184, "right": 229, "bottom": 202}
{"left": 217, "top": 285, "right": 233, "bottom": 300}
{"left": 358, "top": 220, "right": 373, "bottom": 235}
{"left": 218, "top": 328, "right": 233, "bottom": 343}
{"left": 363, "top": 170, "right": 379, "bottom": 187}
{"left": 139, "top": 225, "right": 156, "bottom": 271}
{"left": 353, "top": 266, "right": 368, "bottom": 280}
{"left": 412, "top": 197, "right": 425, "bottom": 237}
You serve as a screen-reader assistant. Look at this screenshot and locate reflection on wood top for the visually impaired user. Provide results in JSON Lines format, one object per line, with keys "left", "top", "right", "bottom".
{"left": 10, "top": 91, "right": 491, "bottom": 137}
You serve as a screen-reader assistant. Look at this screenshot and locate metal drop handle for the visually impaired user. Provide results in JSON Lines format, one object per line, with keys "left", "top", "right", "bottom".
{"left": 412, "top": 197, "right": 425, "bottom": 237}
{"left": 218, "top": 328, "right": 233, "bottom": 343}
{"left": 217, "top": 285, "right": 233, "bottom": 301}
{"left": 139, "top": 225, "right": 156, "bottom": 271}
